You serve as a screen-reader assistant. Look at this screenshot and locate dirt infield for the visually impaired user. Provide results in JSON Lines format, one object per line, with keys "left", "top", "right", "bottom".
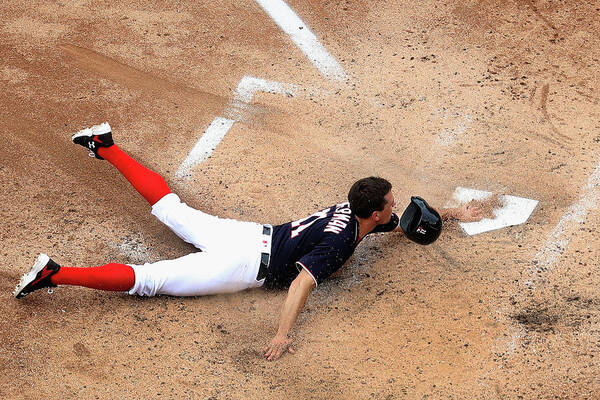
{"left": 2, "top": 0, "right": 599, "bottom": 398}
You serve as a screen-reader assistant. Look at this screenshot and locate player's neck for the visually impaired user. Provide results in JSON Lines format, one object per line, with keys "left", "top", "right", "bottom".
{"left": 355, "top": 216, "right": 377, "bottom": 242}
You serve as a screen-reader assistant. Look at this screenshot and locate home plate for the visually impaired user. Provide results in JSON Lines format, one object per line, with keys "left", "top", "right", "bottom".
{"left": 449, "top": 187, "right": 538, "bottom": 236}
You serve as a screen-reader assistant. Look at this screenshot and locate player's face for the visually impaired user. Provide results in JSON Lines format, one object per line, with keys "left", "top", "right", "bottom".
{"left": 378, "top": 191, "right": 395, "bottom": 224}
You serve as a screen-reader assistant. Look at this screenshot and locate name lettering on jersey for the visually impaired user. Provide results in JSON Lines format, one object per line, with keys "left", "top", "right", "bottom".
{"left": 324, "top": 202, "right": 352, "bottom": 234}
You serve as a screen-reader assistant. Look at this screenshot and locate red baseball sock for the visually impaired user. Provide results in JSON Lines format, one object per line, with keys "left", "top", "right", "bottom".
{"left": 51, "top": 263, "right": 135, "bottom": 292}
{"left": 97, "top": 145, "right": 171, "bottom": 206}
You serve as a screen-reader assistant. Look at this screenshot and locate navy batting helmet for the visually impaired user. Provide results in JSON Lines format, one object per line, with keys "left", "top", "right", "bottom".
{"left": 400, "top": 196, "right": 442, "bottom": 245}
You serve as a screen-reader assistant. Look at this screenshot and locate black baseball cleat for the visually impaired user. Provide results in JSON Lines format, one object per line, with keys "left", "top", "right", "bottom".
{"left": 72, "top": 122, "right": 114, "bottom": 160}
{"left": 14, "top": 254, "right": 61, "bottom": 299}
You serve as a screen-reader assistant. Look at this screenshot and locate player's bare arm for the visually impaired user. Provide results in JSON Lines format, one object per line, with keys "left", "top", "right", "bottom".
{"left": 264, "top": 268, "right": 315, "bottom": 361}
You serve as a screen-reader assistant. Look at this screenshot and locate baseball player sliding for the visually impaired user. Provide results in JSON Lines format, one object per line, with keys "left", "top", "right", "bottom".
{"left": 14, "top": 123, "right": 484, "bottom": 361}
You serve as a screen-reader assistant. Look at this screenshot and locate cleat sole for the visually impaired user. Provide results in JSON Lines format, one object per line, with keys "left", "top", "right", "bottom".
{"left": 14, "top": 253, "right": 50, "bottom": 298}
{"left": 71, "top": 122, "right": 111, "bottom": 141}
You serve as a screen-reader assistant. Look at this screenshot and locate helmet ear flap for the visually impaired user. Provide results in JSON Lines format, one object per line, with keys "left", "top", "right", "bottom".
{"left": 400, "top": 197, "right": 442, "bottom": 245}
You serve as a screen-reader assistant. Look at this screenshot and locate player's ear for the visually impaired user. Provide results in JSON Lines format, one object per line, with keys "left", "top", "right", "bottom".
{"left": 372, "top": 211, "right": 380, "bottom": 222}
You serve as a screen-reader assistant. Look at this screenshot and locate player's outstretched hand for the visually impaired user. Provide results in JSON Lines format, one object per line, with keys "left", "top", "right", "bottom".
{"left": 264, "top": 334, "right": 295, "bottom": 361}
{"left": 452, "top": 201, "right": 486, "bottom": 222}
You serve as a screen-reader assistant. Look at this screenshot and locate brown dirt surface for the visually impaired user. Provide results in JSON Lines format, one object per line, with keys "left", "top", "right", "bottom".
{"left": 2, "top": 0, "right": 600, "bottom": 399}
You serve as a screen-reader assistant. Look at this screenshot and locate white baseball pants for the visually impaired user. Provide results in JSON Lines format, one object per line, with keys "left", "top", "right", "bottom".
{"left": 127, "top": 193, "right": 267, "bottom": 296}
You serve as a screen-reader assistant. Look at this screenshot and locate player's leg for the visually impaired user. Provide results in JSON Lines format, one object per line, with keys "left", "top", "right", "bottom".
{"left": 14, "top": 253, "right": 135, "bottom": 298}
{"left": 71, "top": 123, "right": 262, "bottom": 254}
{"left": 72, "top": 123, "right": 170, "bottom": 206}
{"left": 14, "top": 249, "right": 263, "bottom": 299}
{"left": 128, "top": 251, "right": 263, "bottom": 297}
{"left": 150, "top": 193, "right": 265, "bottom": 252}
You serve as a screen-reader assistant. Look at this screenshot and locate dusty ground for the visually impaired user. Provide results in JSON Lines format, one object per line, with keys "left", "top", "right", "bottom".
{"left": 1, "top": 0, "right": 599, "bottom": 398}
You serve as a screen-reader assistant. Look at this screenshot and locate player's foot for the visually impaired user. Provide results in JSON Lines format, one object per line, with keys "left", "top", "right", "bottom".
{"left": 72, "top": 122, "right": 114, "bottom": 160}
{"left": 14, "top": 254, "right": 61, "bottom": 299}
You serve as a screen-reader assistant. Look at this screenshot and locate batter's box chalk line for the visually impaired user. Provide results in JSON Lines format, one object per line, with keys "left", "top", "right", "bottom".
{"left": 448, "top": 187, "right": 538, "bottom": 236}
{"left": 175, "top": 76, "right": 326, "bottom": 179}
{"left": 255, "top": 0, "right": 348, "bottom": 82}
{"left": 176, "top": 0, "right": 348, "bottom": 179}
{"left": 532, "top": 158, "right": 600, "bottom": 269}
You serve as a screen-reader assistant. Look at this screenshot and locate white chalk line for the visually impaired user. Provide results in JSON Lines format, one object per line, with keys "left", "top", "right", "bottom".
{"left": 417, "top": 107, "right": 472, "bottom": 179}
{"left": 176, "top": 117, "right": 236, "bottom": 179}
{"left": 430, "top": 107, "right": 473, "bottom": 146}
{"left": 255, "top": 0, "right": 347, "bottom": 82}
{"left": 503, "top": 159, "right": 600, "bottom": 361}
{"left": 437, "top": 115, "right": 472, "bottom": 146}
{"left": 108, "top": 233, "right": 155, "bottom": 264}
{"left": 175, "top": 76, "right": 321, "bottom": 179}
{"left": 532, "top": 159, "right": 600, "bottom": 272}
{"left": 234, "top": 75, "right": 297, "bottom": 103}
{"left": 177, "top": 1, "right": 347, "bottom": 178}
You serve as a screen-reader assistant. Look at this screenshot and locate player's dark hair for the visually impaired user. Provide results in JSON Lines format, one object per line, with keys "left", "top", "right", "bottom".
{"left": 348, "top": 177, "right": 392, "bottom": 219}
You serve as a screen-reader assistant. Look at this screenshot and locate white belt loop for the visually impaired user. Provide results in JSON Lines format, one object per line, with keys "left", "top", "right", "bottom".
{"left": 261, "top": 224, "right": 272, "bottom": 255}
